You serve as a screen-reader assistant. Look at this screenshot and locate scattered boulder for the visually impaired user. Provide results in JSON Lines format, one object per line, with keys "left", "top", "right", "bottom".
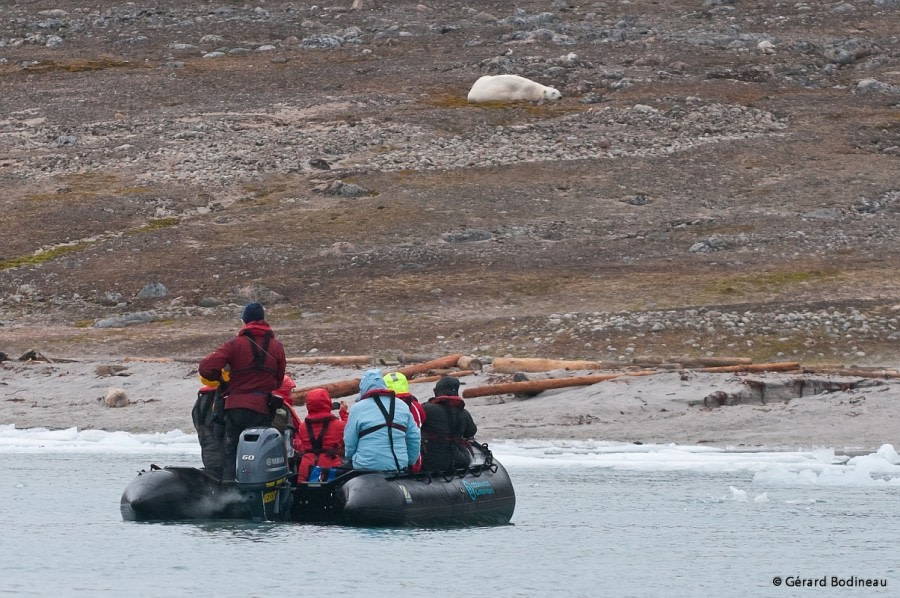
{"left": 323, "top": 180, "right": 370, "bottom": 197}
{"left": 137, "top": 282, "right": 169, "bottom": 299}
{"left": 233, "top": 285, "right": 284, "bottom": 304}
{"left": 689, "top": 235, "right": 729, "bottom": 253}
{"left": 197, "top": 297, "right": 223, "bottom": 308}
{"left": 442, "top": 229, "right": 493, "bottom": 243}
{"left": 98, "top": 291, "right": 124, "bottom": 306}
{"left": 622, "top": 194, "right": 652, "bottom": 206}
{"left": 853, "top": 78, "right": 900, "bottom": 94}
{"left": 93, "top": 312, "right": 156, "bottom": 328}
{"left": 103, "top": 388, "right": 129, "bottom": 408}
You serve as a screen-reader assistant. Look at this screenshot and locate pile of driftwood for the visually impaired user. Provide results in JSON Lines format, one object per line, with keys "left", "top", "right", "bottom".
{"left": 279, "top": 354, "right": 900, "bottom": 402}
{"left": 12, "top": 349, "right": 895, "bottom": 401}
{"left": 290, "top": 353, "right": 482, "bottom": 404}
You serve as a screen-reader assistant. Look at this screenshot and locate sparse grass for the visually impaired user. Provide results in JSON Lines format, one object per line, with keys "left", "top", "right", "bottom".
{"left": 24, "top": 191, "right": 92, "bottom": 202}
{"left": 0, "top": 242, "right": 92, "bottom": 271}
{"left": 277, "top": 309, "right": 305, "bottom": 321}
{"left": 242, "top": 181, "right": 289, "bottom": 201}
{"left": 117, "top": 187, "right": 155, "bottom": 195}
{"left": 423, "top": 95, "right": 471, "bottom": 109}
{"left": 73, "top": 320, "right": 94, "bottom": 328}
{"left": 743, "top": 335, "right": 808, "bottom": 362}
{"left": 127, "top": 217, "right": 180, "bottom": 235}
{"left": 24, "top": 174, "right": 153, "bottom": 202}
{"left": 418, "top": 93, "right": 583, "bottom": 123}
{"left": 706, "top": 269, "right": 843, "bottom": 297}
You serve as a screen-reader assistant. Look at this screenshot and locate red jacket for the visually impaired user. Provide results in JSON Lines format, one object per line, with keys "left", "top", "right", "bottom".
{"left": 294, "top": 388, "right": 347, "bottom": 481}
{"left": 397, "top": 392, "right": 425, "bottom": 472}
{"left": 397, "top": 393, "right": 426, "bottom": 427}
{"left": 198, "top": 321, "right": 286, "bottom": 416}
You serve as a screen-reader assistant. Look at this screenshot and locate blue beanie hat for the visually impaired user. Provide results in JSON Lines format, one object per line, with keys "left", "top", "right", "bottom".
{"left": 241, "top": 302, "right": 265, "bottom": 323}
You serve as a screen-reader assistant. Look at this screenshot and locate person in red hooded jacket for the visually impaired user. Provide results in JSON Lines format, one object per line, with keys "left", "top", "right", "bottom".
{"left": 198, "top": 302, "right": 286, "bottom": 480}
{"left": 271, "top": 375, "right": 302, "bottom": 434}
{"left": 294, "top": 387, "right": 348, "bottom": 482}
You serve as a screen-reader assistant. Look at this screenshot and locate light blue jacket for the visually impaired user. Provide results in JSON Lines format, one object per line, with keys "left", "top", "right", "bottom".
{"left": 344, "top": 369, "right": 421, "bottom": 471}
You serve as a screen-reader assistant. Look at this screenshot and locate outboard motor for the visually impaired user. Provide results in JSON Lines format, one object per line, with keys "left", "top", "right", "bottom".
{"left": 235, "top": 427, "right": 292, "bottom": 521}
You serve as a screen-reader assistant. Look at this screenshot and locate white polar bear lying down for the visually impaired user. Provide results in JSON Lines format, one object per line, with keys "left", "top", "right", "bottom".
{"left": 467, "top": 74, "right": 562, "bottom": 102}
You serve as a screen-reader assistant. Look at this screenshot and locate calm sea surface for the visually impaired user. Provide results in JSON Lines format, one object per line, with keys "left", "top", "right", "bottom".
{"left": 1, "top": 441, "right": 898, "bottom": 597}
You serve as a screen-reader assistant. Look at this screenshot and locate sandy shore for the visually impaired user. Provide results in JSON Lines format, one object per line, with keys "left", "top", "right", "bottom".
{"left": 2, "top": 357, "right": 899, "bottom": 453}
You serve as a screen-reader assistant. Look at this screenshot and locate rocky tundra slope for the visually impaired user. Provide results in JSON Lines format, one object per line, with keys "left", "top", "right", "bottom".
{"left": 0, "top": 0, "right": 898, "bottom": 367}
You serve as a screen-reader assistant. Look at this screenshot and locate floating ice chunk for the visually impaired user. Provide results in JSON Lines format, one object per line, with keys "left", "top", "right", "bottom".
{"left": 729, "top": 486, "right": 748, "bottom": 502}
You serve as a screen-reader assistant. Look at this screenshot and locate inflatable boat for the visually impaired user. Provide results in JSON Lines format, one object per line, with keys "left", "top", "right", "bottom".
{"left": 120, "top": 427, "right": 515, "bottom": 527}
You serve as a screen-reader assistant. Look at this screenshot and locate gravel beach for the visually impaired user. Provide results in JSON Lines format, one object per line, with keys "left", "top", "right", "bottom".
{"left": 3, "top": 356, "right": 898, "bottom": 453}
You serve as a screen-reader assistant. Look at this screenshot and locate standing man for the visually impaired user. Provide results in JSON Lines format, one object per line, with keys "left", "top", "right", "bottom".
{"left": 199, "top": 301, "right": 286, "bottom": 480}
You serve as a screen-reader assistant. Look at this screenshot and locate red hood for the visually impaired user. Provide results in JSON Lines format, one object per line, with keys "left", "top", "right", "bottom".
{"left": 275, "top": 375, "right": 296, "bottom": 405}
{"left": 239, "top": 321, "right": 274, "bottom": 336}
{"left": 430, "top": 395, "right": 466, "bottom": 408}
{"left": 306, "top": 388, "right": 333, "bottom": 416}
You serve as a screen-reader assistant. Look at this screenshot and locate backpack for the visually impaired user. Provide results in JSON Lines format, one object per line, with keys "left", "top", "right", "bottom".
{"left": 192, "top": 387, "right": 226, "bottom": 474}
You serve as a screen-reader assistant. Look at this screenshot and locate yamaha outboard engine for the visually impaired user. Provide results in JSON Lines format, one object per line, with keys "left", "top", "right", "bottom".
{"left": 235, "top": 427, "right": 292, "bottom": 521}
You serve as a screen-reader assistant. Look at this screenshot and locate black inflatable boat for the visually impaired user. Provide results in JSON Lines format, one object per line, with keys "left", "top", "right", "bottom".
{"left": 120, "top": 427, "right": 515, "bottom": 527}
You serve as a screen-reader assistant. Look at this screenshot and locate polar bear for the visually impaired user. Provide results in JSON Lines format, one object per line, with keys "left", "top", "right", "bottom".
{"left": 467, "top": 74, "right": 562, "bottom": 103}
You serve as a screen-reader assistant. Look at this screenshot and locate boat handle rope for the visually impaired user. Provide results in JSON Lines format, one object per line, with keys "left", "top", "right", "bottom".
{"left": 475, "top": 441, "right": 499, "bottom": 473}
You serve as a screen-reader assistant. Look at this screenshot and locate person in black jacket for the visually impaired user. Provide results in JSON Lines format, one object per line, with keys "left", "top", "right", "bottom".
{"left": 421, "top": 376, "right": 477, "bottom": 472}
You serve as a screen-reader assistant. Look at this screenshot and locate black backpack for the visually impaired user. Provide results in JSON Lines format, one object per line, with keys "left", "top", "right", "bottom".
{"left": 191, "top": 386, "right": 226, "bottom": 474}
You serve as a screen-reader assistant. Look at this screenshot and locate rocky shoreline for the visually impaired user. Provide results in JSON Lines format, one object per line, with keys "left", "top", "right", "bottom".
{"left": 2, "top": 356, "right": 899, "bottom": 452}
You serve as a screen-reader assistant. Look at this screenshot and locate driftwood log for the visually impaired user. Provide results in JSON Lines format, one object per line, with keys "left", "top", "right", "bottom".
{"left": 675, "top": 356, "right": 752, "bottom": 367}
{"left": 123, "top": 356, "right": 174, "bottom": 363}
{"left": 292, "top": 378, "right": 361, "bottom": 404}
{"left": 456, "top": 355, "right": 483, "bottom": 371}
{"left": 407, "top": 370, "right": 477, "bottom": 385}
{"left": 286, "top": 355, "right": 373, "bottom": 366}
{"left": 490, "top": 357, "right": 603, "bottom": 374}
{"left": 290, "top": 353, "right": 469, "bottom": 404}
{"left": 461, "top": 371, "right": 657, "bottom": 399}
{"left": 396, "top": 354, "right": 464, "bottom": 376}
{"left": 632, "top": 356, "right": 752, "bottom": 368}
{"left": 698, "top": 362, "right": 801, "bottom": 373}
{"left": 802, "top": 367, "right": 900, "bottom": 379}
{"left": 397, "top": 353, "right": 436, "bottom": 364}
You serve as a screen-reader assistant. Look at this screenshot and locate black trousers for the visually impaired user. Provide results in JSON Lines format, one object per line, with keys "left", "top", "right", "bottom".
{"left": 223, "top": 408, "right": 273, "bottom": 480}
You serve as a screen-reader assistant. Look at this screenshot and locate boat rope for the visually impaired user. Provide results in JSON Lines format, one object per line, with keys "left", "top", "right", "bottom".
{"left": 475, "top": 441, "right": 498, "bottom": 473}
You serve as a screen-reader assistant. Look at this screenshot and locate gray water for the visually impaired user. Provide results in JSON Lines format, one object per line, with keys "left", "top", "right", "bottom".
{"left": 2, "top": 451, "right": 897, "bottom": 597}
